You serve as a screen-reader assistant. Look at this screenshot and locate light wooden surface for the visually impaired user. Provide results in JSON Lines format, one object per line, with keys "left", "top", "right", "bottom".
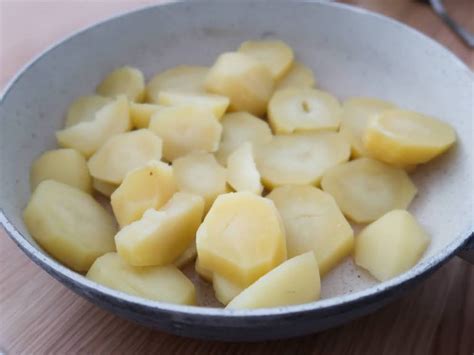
{"left": 1, "top": 1, "right": 473, "bottom": 354}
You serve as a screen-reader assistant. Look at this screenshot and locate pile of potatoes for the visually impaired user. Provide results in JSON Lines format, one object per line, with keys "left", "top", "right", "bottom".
{"left": 23, "top": 40, "right": 456, "bottom": 309}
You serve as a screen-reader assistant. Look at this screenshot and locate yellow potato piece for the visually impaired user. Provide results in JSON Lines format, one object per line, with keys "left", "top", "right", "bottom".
{"left": 146, "top": 65, "right": 208, "bottom": 103}
{"left": 158, "top": 90, "right": 230, "bottom": 120}
{"left": 267, "top": 185, "right": 354, "bottom": 275}
{"left": 65, "top": 95, "right": 112, "bottom": 128}
{"left": 88, "top": 129, "right": 162, "bottom": 184}
{"left": 130, "top": 102, "right": 164, "bottom": 129}
{"left": 149, "top": 105, "right": 222, "bottom": 162}
{"left": 215, "top": 112, "right": 273, "bottom": 165}
{"left": 256, "top": 132, "right": 350, "bottom": 188}
{"left": 92, "top": 178, "right": 118, "bottom": 197}
{"left": 111, "top": 161, "right": 177, "bottom": 228}
{"left": 238, "top": 40, "right": 294, "bottom": 80}
{"left": 196, "top": 192, "right": 287, "bottom": 287}
{"left": 275, "top": 62, "right": 316, "bottom": 90}
{"left": 30, "top": 148, "right": 91, "bottom": 193}
{"left": 174, "top": 243, "right": 197, "bottom": 268}
{"left": 115, "top": 192, "right": 204, "bottom": 266}
{"left": 226, "top": 252, "right": 320, "bottom": 309}
{"left": 87, "top": 252, "right": 195, "bottom": 305}
{"left": 226, "top": 142, "right": 263, "bottom": 195}
{"left": 355, "top": 210, "right": 429, "bottom": 281}
{"left": 96, "top": 66, "right": 145, "bottom": 102}
{"left": 268, "top": 88, "right": 341, "bottom": 134}
{"left": 364, "top": 109, "right": 457, "bottom": 165}
{"left": 195, "top": 257, "right": 213, "bottom": 282}
{"left": 173, "top": 152, "right": 227, "bottom": 212}
{"left": 321, "top": 158, "right": 417, "bottom": 223}
{"left": 23, "top": 180, "right": 116, "bottom": 272}
{"left": 56, "top": 96, "right": 131, "bottom": 157}
{"left": 213, "top": 274, "right": 243, "bottom": 305}
{"left": 204, "top": 52, "right": 274, "bottom": 117}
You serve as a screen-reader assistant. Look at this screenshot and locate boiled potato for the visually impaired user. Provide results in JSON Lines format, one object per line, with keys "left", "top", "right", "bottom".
{"left": 30, "top": 148, "right": 91, "bottom": 193}
{"left": 65, "top": 95, "right": 112, "bottom": 128}
{"left": 96, "top": 66, "right": 145, "bottom": 102}
{"left": 355, "top": 210, "right": 429, "bottom": 281}
{"left": 56, "top": 95, "right": 131, "bottom": 157}
{"left": 146, "top": 66, "right": 208, "bottom": 103}
{"left": 158, "top": 90, "right": 230, "bottom": 120}
{"left": 196, "top": 192, "right": 287, "bottom": 287}
{"left": 195, "top": 257, "right": 213, "bottom": 282}
{"left": 130, "top": 102, "right": 163, "bottom": 129}
{"left": 321, "top": 158, "right": 417, "bottom": 223}
{"left": 267, "top": 185, "right": 354, "bottom": 275}
{"left": 173, "top": 152, "right": 227, "bottom": 212}
{"left": 213, "top": 274, "right": 243, "bottom": 305}
{"left": 226, "top": 142, "right": 263, "bottom": 195}
{"left": 256, "top": 132, "right": 350, "bottom": 188}
{"left": 364, "top": 109, "right": 456, "bottom": 165}
{"left": 115, "top": 192, "right": 204, "bottom": 266}
{"left": 174, "top": 243, "right": 197, "bottom": 268}
{"left": 238, "top": 40, "right": 294, "bottom": 80}
{"left": 215, "top": 112, "right": 272, "bottom": 165}
{"left": 92, "top": 178, "right": 118, "bottom": 197}
{"left": 87, "top": 252, "right": 195, "bottom": 304}
{"left": 88, "top": 129, "right": 162, "bottom": 184}
{"left": 111, "top": 161, "right": 177, "bottom": 228}
{"left": 23, "top": 180, "right": 116, "bottom": 272}
{"left": 204, "top": 52, "right": 274, "bottom": 116}
{"left": 275, "top": 62, "right": 316, "bottom": 90}
{"left": 226, "top": 252, "right": 320, "bottom": 309}
{"left": 339, "top": 97, "right": 395, "bottom": 158}
{"left": 268, "top": 88, "right": 341, "bottom": 134}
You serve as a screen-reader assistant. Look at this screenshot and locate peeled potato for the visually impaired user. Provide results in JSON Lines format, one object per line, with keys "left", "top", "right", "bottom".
{"left": 226, "top": 142, "right": 263, "bottom": 195}
{"left": 87, "top": 252, "right": 195, "bottom": 305}
{"left": 196, "top": 192, "right": 287, "bottom": 287}
{"left": 149, "top": 105, "right": 222, "bottom": 161}
{"left": 65, "top": 95, "right": 112, "bottom": 128}
{"left": 364, "top": 109, "right": 456, "bottom": 165}
{"left": 256, "top": 132, "right": 350, "bottom": 188}
{"left": 195, "top": 257, "right": 213, "bottom": 282}
{"left": 215, "top": 112, "right": 273, "bottom": 165}
{"left": 115, "top": 192, "right": 204, "bottom": 266}
{"left": 321, "top": 158, "right": 417, "bottom": 223}
{"left": 268, "top": 88, "right": 341, "bottom": 134}
{"left": 88, "top": 129, "right": 162, "bottom": 184}
{"left": 268, "top": 185, "right": 354, "bottom": 275}
{"left": 130, "top": 102, "right": 163, "bottom": 129}
{"left": 204, "top": 52, "right": 274, "bottom": 116}
{"left": 23, "top": 180, "right": 116, "bottom": 272}
{"left": 174, "top": 243, "right": 197, "bottom": 268}
{"left": 56, "top": 96, "right": 131, "bottom": 157}
{"left": 355, "top": 210, "right": 429, "bottom": 281}
{"left": 275, "top": 62, "right": 316, "bottom": 90}
{"left": 92, "top": 178, "right": 118, "bottom": 197}
{"left": 173, "top": 152, "right": 227, "bottom": 212}
{"left": 111, "top": 161, "right": 177, "bottom": 228}
{"left": 238, "top": 40, "right": 294, "bottom": 80}
{"left": 146, "top": 66, "right": 208, "bottom": 103}
{"left": 97, "top": 66, "right": 145, "bottom": 102}
{"left": 30, "top": 148, "right": 91, "bottom": 193}
{"left": 226, "top": 252, "right": 320, "bottom": 309}
{"left": 213, "top": 274, "right": 243, "bottom": 305}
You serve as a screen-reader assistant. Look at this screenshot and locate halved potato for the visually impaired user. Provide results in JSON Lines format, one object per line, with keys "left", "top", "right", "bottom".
{"left": 213, "top": 274, "right": 243, "bottom": 305}
{"left": 195, "top": 257, "right": 213, "bottom": 282}
{"left": 275, "top": 62, "right": 316, "bottom": 90}
{"left": 226, "top": 142, "right": 263, "bottom": 195}
{"left": 92, "top": 178, "right": 118, "bottom": 197}
{"left": 96, "top": 66, "right": 145, "bottom": 102}
{"left": 65, "top": 95, "right": 112, "bottom": 128}
{"left": 130, "top": 102, "right": 163, "bottom": 129}
{"left": 174, "top": 243, "right": 197, "bottom": 268}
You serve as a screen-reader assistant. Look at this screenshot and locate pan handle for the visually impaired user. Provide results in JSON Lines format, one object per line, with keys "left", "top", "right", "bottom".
{"left": 457, "top": 232, "right": 474, "bottom": 264}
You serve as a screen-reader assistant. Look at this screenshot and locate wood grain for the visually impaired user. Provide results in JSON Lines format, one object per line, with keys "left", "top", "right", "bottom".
{"left": 1, "top": 1, "right": 473, "bottom": 354}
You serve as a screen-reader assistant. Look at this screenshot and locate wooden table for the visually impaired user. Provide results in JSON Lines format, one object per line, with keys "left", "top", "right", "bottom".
{"left": 1, "top": 1, "right": 473, "bottom": 353}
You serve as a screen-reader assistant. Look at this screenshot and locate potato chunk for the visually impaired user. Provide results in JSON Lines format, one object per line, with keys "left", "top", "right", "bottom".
{"left": 88, "top": 129, "right": 162, "bottom": 184}
{"left": 92, "top": 178, "right": 117, "bottom": 197}
{"left": 195, "top": 257, "right": 213, "bottom": 282}
{"left": 355, "top": 210, "right": 429, "bottom": 281}
{"left": 256, "top": 132, "right": 350, "bottom": 188}
{"left": 268, "top": 88, "right": 341, "bottom": 134}
{"left": 196, "top": 192, "right": 287, "bottom": 287}
{"left": 65, "top": 95, "right": 112, "bottom": 128}
{"left": 130, "top": 102, "right": 163, "bottom": 129}
{"left": 115, "top": 192, "right": 204, "bottom": 266}
{"left": 364, "top": 109, "right": 456, "bottom": 165}
{"left": 213, "top": 274, "right": 243, "bottom": 305}
{"left": 97, "top": 66, "right": 145, "bottom": 102}
{"left": 56, "top": 96, "right": 131, "bottom": 157}
{"left": 174, "top": 243, "right": 197, "bottom": 268}
{"left": 87, "top": 252, "right": 195, "bottom": 305}
{"left": 173, "top": 152, "right": 227, "bottom": 212}
{"left": 275, "top": 62, "right": 316, "bottom": 90}
{"left": 30, "top": 148, "right": 91, "bottom": 193}
{"left": 204, "top": 52, "right": 274, "bottom": 116}
{"left": 149, "top": 105, "right": 222, "bottom": 161}
{"left": 215, "top": 112, "right": 272, "bottom": 165}
{"left": 267, "top": 185, "right": 353, "bottom": 275}
{"left": 226, "top": 252, "right": 320, "bottom": 309}
{"left": 226, "top": 142, "right": 263, "bottom": 195}
{"left": 111, "top": 161, "right": 177, "bottom": 228}
{"left": 321, "top": 158, "right": 417, "bottom": 223}
{"left": 23, "top": 180, "right": 116, "bottom": 271}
